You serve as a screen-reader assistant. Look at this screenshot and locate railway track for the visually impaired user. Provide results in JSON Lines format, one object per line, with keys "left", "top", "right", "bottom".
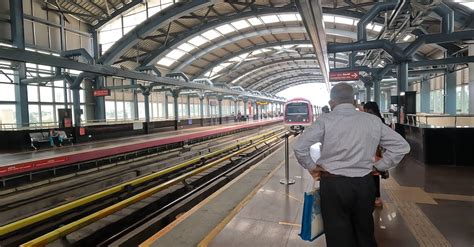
{"left": 0, "top": 128, "right": 286, "bottom": 247}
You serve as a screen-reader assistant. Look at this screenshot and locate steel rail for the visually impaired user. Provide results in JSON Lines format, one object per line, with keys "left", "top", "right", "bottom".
{"left": 20, "top": 132, "right": 285, "bottom": 246}
{"left": 0, "top": 128, "right": 283, "bottom": 237}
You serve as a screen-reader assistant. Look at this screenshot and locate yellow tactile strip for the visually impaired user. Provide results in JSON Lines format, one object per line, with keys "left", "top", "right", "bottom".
{"left": 382, "top": 177, "right": 451, "bottom": 247}
{"left": 428, "top": 193, "right": 474, "bottom": 202}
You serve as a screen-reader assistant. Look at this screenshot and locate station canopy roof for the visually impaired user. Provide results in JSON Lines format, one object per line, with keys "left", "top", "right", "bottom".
{"left": 48, "top": 0, "right": 474, "bottom": 94}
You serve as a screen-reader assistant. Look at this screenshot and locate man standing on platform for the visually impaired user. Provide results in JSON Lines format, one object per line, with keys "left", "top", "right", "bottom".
{"left": 293, "top": 83, "right": 410, "bottom": 247}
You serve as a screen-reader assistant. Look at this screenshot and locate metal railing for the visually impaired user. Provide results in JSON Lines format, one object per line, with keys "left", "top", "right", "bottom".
{"left": 406, "top": 114, "right": 474, "bottom": 128}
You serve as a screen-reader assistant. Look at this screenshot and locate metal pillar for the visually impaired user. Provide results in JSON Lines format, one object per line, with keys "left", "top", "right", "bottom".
{"left": 72, "top": 87, "right": 81, "bottom": 127}
{"left": 280, "top": 133, "right": 295, "bottom": 185}
{"left": 164, "top": 94, "right": 169, "bottom": 119}
{"left": 199, "top": 95, "right": 204, "bottom": 126}
{"left": 143, "top": 92, "right": 150, "bottom": 123}
{"left": 421, "top": 77, "right": 431, "bottom": 113}
{"left": 172, "top": 90, "right": 180, "bottom": 130}
{"left": 10, "top": 0, "right": 28, "bottom": 127}
{"left": 217, "top": 96, "right": 223, "bottom": 125}
{"left": 187, "top": 95, "right": 191, "bottom": 118}
{"left": 243, "top": 98, "right": 248, "bottom": 120}
{"left": 398, "top": 61, "right": 409, "bottom": 123}
{"left": 365, "top": 86, "right": 372, "bottom": 102}
{"left": 131, "top": 79, "right": 139, "bottom": 120}
{"left": 445, "top": 70, "right": 457, "bottom": 114}
{"left": 374, "top": 80, "right": 381, "bottom": 106}
{"left": 254, "top": 102, "right": 258, "bottom": 120}
{"left": 234, "top": 100, "right": 238, "bottom": 117}
{"left": 469, "top": 44, "right": 474, "bottom": 114}
{"left": 92, "top": 30, "right": 105, "bottom": 122}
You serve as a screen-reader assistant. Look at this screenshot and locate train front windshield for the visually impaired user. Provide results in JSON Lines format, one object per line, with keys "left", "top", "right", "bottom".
{"left": 286, "top": 103, "right": 309, "bottom": 122}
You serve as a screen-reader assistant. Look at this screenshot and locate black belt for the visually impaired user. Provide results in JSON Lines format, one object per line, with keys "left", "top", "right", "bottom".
{"left": 320, "top": 171, "right": 372, "bottom": 178}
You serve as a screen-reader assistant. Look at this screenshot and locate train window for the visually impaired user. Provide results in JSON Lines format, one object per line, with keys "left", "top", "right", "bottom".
{"left": 286, "top": 103, "right": 308, "bottom": 115}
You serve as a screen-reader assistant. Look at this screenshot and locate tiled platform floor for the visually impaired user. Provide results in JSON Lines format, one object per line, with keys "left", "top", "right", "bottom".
{"left": 208, "top": 155, "right": 473, "bottom": 247}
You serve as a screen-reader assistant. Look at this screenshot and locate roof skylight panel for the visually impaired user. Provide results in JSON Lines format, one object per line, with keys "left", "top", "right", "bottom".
{"left": 202, "top": 29, "right": 221, "bottom": 40}
{"left": 231, "top": 20, "right": 251, "bottom": 30}
{"left": 460, "top": 2, "right": 474, "bottom": 10}
{"left": 334, "top": 16, "right": 354, "bottom": 25}
{"left": 278, "top": 14, "right": 298, "bottom": 22}
{"left": 323, "top": 14, "right": 334, "bottom": 23}
{"left": 403, "top": 35, "right": 412, "bottom": 41}
{"left": 260, "top": 15, "right": 280, "bottom": 24}
{"left": 178, "top": 42, "right": 195, "bottom": 52}
{"left": 373, "top": 24, "right": 383, "bottom": 32}
{"left": 188, "top": 35, "right": 208, "bottom": 47}
{"left": 166, "top": 49, "right": 186, "bottom": 60}
{"left": 248, "top": 17, "right": 263, "bottom": 26}
{"left": 297, "top": 44, "right": 313, "bottom": 48}
{"left": 157, "top": 57, "right": 175, "bottom": 67}
{"left": 296, "top": 13, "right": 302, "bottom": 21}
{"left": 216, "top": 24, "right": 235, "bottom": 34}
{"left": 366, "top": 23, "right": 374, "bottom": 30}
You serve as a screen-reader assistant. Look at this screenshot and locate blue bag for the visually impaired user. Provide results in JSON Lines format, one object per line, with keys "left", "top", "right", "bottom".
{"left": 299, "top": 188, "right": 324, "bottom": 241}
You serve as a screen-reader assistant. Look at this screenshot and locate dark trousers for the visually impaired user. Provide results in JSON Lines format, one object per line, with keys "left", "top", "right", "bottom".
{"left": 373, "top": 175, "right": 380, "bottom": 198}
{"left": 320, "top": 174, "right": 377, "bottom": 247}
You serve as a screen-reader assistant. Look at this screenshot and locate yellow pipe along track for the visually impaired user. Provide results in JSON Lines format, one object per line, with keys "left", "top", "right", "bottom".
{"left": 20, "top": 131, "right": 285, "bottom": 246}
{"left": 0, "top": 128, "right": 283, "bottom": 238}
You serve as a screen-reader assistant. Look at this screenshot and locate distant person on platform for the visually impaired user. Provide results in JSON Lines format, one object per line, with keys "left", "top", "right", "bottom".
{"left": 321, "top": 105, "right": 330, "bottom": 114}
{"left": 49, "top": 129, "right": 62, "bottom": 147}
{"left": 293, "top": 83, "right": 410, "bottom": 247}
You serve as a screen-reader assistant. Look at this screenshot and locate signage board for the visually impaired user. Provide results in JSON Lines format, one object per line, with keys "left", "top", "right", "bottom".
{"left": 93, "top": 89, "right": 111, "bottom": 97}
{"left": 329, "top": 71, "right": 359, "bottom": 81}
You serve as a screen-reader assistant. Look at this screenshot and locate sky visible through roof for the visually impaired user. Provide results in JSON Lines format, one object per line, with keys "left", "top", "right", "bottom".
{"left": 276, "top": 83, "right": 330, "bottom": 107}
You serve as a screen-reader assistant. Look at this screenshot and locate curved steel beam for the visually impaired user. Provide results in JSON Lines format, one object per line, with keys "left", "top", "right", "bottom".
{"left": 172, "top": 26, "right": 307, "bottom": 72}
{"left": 141, "top": 6, "right": 298, "bottom": 66}
{"left": 240, "top": 68, "right": 321, "bottom": 87}
{"left": 215, "top": 56, "right": 347, "bottom": 83}
{"left": 99, "top": 0, "right": 221, "bottom": 65}
{"left": 232, "top": 61, "right": 321, "bottom": 86}
{"left": 256, "top": 76, "right": 323, "bottom": 92}
{"left": 194, "top": 40, "right": 312, "bottom": 79}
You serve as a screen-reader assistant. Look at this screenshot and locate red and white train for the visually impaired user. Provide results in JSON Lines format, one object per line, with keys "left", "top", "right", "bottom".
{"left": 284, "top": 98, "right": 320, "bottom": 131}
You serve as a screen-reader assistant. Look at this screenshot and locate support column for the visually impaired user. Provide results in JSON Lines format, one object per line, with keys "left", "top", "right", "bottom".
{"left": 10, "top": 0, "right": 28, "bottom": 127}
{"left": 243, "top": 98, "right": 248, "bottom": 120}
{"left": 253, "top": 101, "right": 258, "bottom": 120}
{"left": 234, "top": 100, "right": 238, "bottom": 117}
{"left": 469, "top": 44, "right": 474, "bottom": 114}
{"left": 199, "top": 95, "right": 204, "bottom": 126}
{"left": 398, "top": 61, "right": 409, "bottom": 123}
{"left": 365, "top": 85, "right": 372, "bottom": 102}
{"left": 374, "top": 80, "right": 381, "bottom": 106}
{"left": 421, "top": 77, "right": 430, "bottom": 113}
{"left": 72, "top": 87, "right": 81, "bottom": 127}
{"left": 143, "top": 92, "right": 150, "bottom": 123}
{"left": 172, "top": 90, "right": 180, "bottom": 130}
{"left": 131, "top": 79, "right": 139, "bottom": 120}
{"left": 164, "top": 94, "right": 169, "bottom": 119}
{"left": 217, "top": 95, "right": 223, "bottom": 125}
{"left": 445, "top": 55, "right": 457, "bottom": 114}
{"left": 187, "top": 95, "right": 191, "bottom": 118}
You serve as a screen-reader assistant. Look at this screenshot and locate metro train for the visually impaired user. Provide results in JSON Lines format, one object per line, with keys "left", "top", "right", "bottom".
{"left": 284, "top": 98, "right": 316, "bottom": 132}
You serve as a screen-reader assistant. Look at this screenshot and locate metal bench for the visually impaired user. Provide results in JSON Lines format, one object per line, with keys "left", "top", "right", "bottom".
{"left": 58, "top": 131, "right": 74, "bottom": 145}
{"left": 29, "top": 132, "right": 50, "bottom": 150}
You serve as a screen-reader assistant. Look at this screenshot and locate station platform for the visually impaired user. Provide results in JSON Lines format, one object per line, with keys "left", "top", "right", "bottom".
{"left": 140, "top": 137, "right": 474, "bottom": 247}
{"left": 0, "top": 119, "right": 282, "bottom": 177}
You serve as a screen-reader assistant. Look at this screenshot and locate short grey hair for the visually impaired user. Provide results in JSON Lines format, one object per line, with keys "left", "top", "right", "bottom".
{"left": 330, "top": 83, "right": 354, "bottom": 104}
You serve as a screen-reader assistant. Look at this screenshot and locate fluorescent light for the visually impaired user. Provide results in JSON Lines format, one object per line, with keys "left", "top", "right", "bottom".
{"left": 216, "top": 24, "right": 235, "bottom": 34}
{"left": 366, "top": 23, "right": 374, "bottom": 30}
{"left": 403, "top": 35, "right": 411, "bottom": 41}
{"left": 157, "top": 57, "right": 175, "bottom": 67}
{"left": 231, "top": 20, "right": 250, "bottom": 30}
{"left": 247, "top": 17, "right": 263, "bottom": 26}
{"left": 188, "top": 35, "right": 208, "bottom": 47}
{"left": 335, "top": 16, "right": 354, "bottom": 25}
{"left": 260, "top": 15, "right": 280, "bottom": 24}
{"left": 201, "top": 29, "right": 221, "bottom": 40}
{"left": 165, "top": 49, "right": 186, "bottom": 60}
{"left": 297, "top": 44, "right": 313, "bottom": 48}
{"left": 178, "top": 42, "right": 195, "bottom": 52}
{"left": 278, "top": 14, "right": 298, "bottom": 22}
{"left": 296, "top": 13, "right": 302, "bottom": 21}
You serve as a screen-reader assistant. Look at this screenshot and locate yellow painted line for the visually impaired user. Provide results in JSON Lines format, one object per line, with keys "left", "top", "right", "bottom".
{"left": 0, "top": 129, "right": 283, "bottom": 237}
{"left": 20, "top": 133, "right": 284, "bottom": 246}
{"left": 278, "top": 222, "right": 301, "bottom": 227}
{"left": 197, "top": 144, "right": 290, "bottom": 247}
{"left": 428, "top": 193, "right": 474, "bottom": 202}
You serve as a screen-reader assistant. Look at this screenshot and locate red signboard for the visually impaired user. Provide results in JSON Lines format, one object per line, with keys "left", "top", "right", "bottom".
{"left": 329, "top": 71, "right": 359, "bottom": 81}
{"left": 93, "top": 89, "right": 111, "bottom": 97}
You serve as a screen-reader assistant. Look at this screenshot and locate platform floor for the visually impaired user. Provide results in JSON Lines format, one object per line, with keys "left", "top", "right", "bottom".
{"left": 142, "top": 137, "right": 474, "bottom": 247}
{"left": 0, "top": 119, "right": 279, "bottom": 168}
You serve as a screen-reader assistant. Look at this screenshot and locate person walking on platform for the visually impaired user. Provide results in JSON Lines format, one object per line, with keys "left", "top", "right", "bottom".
{"left": 293, "top": 83, "right": 410, "bottom": 247}
{"left": 363, "top": 101, "right": 390, "bottom": 207}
